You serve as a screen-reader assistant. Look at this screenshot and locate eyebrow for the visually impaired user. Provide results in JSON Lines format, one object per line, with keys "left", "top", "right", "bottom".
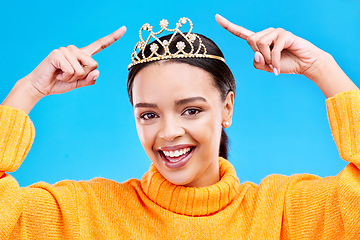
{"left": 175, "top": 96, "right": 207, "bottom": 106}
{"left": 134, "top": 102, "right": 158, "bottom": 108}
{"left": 134, "top": 96, "right": 207, "bottom": 109}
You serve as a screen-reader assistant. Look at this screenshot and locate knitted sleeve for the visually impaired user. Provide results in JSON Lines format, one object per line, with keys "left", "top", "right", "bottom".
{"left": 0, "top": 105, "right": 34, "bottom": 172}
{"left": 0, "top": 105, "right": 79, "bottom": 239}
{"left": 281, "top": 90, "right": 360, "bottom": 239}
{"left": 326, "top": 90, "right": 360, "bottom": 167}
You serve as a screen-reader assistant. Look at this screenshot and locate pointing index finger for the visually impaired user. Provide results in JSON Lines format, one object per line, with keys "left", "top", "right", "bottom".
{"left": 215, "top": 14, "right": 254, "bottom": 40}
{"left": 82, "top": 26, "right": 127, "bottom": 56}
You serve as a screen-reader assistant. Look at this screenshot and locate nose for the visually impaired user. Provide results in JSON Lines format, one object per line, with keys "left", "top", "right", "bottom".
{"left": 159, "top": 115, "right": 185, "bottom": 141}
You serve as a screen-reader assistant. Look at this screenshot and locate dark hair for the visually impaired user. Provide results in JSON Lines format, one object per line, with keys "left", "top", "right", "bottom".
{"left": 127, "top": 33, "right": 236, "bottom": 159}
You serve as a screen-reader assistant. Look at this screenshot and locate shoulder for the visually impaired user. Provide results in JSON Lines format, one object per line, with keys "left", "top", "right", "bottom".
{"left": 69, "top": 177, "right": 145, "bottom": 201}
{"left": 242, "top": 172, "right": 334, "bottom": 199}
{"left": 25, "top": 177, "right": 143, "bottom": 199}
{"left": 80, "top": 177, "right": 141, "bottom": 189}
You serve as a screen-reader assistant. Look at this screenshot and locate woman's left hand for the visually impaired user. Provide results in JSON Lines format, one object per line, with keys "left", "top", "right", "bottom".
{"left": 216, "top": 14, "right": 359, "bottom": 98}
{"left": 215, "top": 14, "right": 325, "bottom": 77}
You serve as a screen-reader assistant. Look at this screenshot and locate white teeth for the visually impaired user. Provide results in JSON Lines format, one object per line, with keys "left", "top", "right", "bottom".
{"left": 163, "top": 147, "right": 191, "bottom": 158}
{"left": 168, "top": 158, "right": 179, "bottom": 163}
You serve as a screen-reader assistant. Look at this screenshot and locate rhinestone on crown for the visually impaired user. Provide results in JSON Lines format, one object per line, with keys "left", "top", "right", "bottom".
{"left": 128, "top": 17, "right": 225, "bottom": 69}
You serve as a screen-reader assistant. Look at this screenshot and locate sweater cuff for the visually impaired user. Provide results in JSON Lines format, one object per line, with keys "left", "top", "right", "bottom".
{"left": 0, "top": 105, "right": 35, "bottom": 172}
{"left": 326, "top": 90, "right": 360, "bottom": 164}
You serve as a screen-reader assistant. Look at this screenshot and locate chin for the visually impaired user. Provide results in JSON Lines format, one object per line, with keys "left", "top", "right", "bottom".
{"left": 155, "top": 161, "right": 197, "bottom": 186}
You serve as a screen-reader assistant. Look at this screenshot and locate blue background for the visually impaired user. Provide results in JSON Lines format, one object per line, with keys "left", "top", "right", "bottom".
{"left": 1, "top": 0, "right": 359, "bottom": 187}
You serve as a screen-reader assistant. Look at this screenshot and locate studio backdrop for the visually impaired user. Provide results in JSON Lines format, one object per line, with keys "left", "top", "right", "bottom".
{"left": 0, "top": 0, "right": 359, "bottom": 186}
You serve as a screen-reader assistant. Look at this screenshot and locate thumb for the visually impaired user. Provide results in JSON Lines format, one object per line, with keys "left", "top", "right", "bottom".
{"left": 74, "top": 70, "right": 100, "bottom": 89}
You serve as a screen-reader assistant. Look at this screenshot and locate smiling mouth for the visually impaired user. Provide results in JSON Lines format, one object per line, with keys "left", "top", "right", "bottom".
{"left": 158, "top": 146, "right": 195, "bottom": 169}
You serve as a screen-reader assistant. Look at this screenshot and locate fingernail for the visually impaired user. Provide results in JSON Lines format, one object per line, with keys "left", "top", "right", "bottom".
{"left": 269, "top": 64, "right": 274, "bottom": 69}
{"left": 93, "top": 70, "right": 100, "bottom": 81}
{"left": 254, "top": 52, "right": 260, "bottom": 63}
{"left": 273, "top": 67, "right": 279, "bottom": 76}
{"left": 216, "top": 14, "right": 226, "bottom": 21}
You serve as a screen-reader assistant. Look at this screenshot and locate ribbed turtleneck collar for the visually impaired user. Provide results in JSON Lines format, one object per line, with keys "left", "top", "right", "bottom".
{"left": 140, "top": 157, "right": 240, "bottom": 216}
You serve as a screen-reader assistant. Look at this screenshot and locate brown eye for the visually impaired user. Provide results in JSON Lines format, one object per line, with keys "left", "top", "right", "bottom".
{"left": 183, "top": 108, "right": 201, "bottom": 116}
{"left": 140, "top": 112, "right": 158, "bottom": 120}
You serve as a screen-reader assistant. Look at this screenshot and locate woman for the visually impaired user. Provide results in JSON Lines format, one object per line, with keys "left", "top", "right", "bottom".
{"left": 0, "top": 14, "right": 359, "bottom": 239}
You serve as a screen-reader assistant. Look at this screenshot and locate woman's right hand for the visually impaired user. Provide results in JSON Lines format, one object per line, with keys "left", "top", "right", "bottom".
{"left": 1, "top": 26, "right": 126, "bottom": 114}
{"left": 26, "top": 26, "right": 127, "bottom": 96}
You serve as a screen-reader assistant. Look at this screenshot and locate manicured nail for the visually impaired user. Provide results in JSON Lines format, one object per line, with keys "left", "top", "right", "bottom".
{"left": 93, "top": 70, "right": 100, "bottom": 81}
{"left": 120, "top": 26, "right": 127, "bottom": 32}
{"left": 273, "top": 67, "right": 279, "bottom": 76}
{"left": 254, "top": 52, "right": 260, "bottom": 63}
{"left": 269, "top": 64, "right": 273, "bottom": 69}
{"left": 216, "top": 14, "right": 223, "bottom": 19}
{"left": 216, "top": 14, "right": 228, "bottom": 23}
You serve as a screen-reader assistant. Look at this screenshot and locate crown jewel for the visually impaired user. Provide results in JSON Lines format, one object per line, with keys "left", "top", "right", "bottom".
{"left": 128, "top": 17, "right": 225, "bottom": 69}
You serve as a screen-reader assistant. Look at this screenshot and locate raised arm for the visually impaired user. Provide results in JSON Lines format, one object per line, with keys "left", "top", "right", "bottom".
{"left": 0, "top": 27, "right": 126, "bottom": 238}
{"left": 216, "top": 15, "right": 360, "bottom": 238}
{"left": 0, "top": 26, "right": 126, "bottom": 179}
{"left": 1, "top": 26, "right": 127, "bottom": 114}
{"left": 215, "top": 14, "right": 358, "bottom": 98}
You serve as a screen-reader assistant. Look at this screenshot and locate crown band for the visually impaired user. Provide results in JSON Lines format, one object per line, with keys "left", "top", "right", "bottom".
{"left": 128, "top": 17, "right": 225, "bottom": 69}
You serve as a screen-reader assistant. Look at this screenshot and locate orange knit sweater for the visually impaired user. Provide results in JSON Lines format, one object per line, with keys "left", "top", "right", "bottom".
{"left": 1, "top": 90, "right": 360, "bottom": 239}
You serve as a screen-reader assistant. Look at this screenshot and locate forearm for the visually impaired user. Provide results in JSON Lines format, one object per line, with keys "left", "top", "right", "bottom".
{"left": 305, "top": 52, "right": 358, "bottom": 98}
{"left": 1, "top": 76, "right": 44, "bottom": 114}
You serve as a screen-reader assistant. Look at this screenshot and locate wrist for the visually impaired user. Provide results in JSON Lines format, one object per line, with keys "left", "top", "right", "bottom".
{"left": 303, "top": 51, "right": 358, "bottom": 98}
{"left": 1, "top": 77, "right": 44, "bottom": 114}
{"left": 21, "top": 74, "right": 46, "bottom": 100}
{"left": 303, "top": 51, "right": 333, "bottom": 83}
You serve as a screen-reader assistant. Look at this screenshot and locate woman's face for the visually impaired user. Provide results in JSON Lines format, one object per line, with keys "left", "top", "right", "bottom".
{"left": 132, "top": 62, "right": 234, "bottom": 187}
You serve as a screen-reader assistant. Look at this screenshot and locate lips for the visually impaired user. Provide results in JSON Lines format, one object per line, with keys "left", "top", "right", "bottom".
{"left": 158, "top": 144, "right": 195, "bottom": 169}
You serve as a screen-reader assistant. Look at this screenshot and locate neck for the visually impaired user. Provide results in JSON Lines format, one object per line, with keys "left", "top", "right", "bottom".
{"left": 184, "top": 160, "right": 220, "bottom": 187}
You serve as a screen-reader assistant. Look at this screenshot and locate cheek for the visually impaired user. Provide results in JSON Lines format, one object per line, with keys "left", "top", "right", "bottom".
{"left": 136, "top": 123, "right": 157, "bottom": 152}
{"left": 185, "top": 112, "right": 223, "bottom": 146}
